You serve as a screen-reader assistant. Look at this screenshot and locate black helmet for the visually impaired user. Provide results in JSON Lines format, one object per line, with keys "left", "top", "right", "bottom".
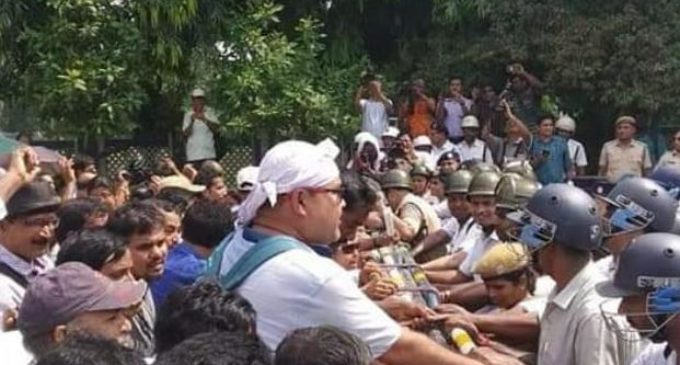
{"left": 597, "top": 233, "right": 680, "bottom": 341}
{"left": 509, "top": 184, "right": 602, "bottom": 251}
{"left": 602, "top": 177, "right": 678, "bottom": 235}
{"left": 380, "top": 169, "right": 412, "bottom": 191}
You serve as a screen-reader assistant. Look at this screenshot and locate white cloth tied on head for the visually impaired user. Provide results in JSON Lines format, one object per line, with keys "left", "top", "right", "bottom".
{"left": 238, "top": 138, "right": 340, "bottom": 224}
{"left": 347, "top": 132, "right": 383, "bottom": 171}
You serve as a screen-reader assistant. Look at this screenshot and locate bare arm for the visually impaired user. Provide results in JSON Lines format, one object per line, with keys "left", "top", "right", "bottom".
{"left": 503, "top": 100, "right": 531, "bottom": 142}
{"left": 379, "top": 328, "right": 483, "bottom": 365}
{"left": 355, "top": 87, "right": 365, "bottom": 113}
{"left": 426, "top": 269, "right": 472, "bottom": 286}
{"left": 469, "top": 312, "right": 540, "bottom": 350}
{"left": 412, "top": 230, "right": 451, "bottom": 261}
{"left": 517, "top": 70, "right": 544, "bottom": 90}
{"left": 422, "top": 251, "right": 467, "bottom": 271}
{"left": 0, "top": 147, "right": 40, "bottom": 204}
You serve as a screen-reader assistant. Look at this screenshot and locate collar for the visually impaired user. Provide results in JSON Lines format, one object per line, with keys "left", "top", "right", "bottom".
{"left": 0, "top": 243, "right": 52, "bottom": 277}
{"left": 242, "top": 227, "right": 314, "bottom": 254}
{"left": 549, "top": 261, "right": 596, "bottom": 310}
{"left": 615, "top": 139, "right": 637, "bottom": 148}
{"left": 462, "top": 139, "right": 483, "bottom": 148}
{"left": 435, "top": 140, "right": 453, "bottom": 150}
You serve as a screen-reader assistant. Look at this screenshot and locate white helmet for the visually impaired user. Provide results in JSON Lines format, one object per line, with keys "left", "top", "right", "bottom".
{"left": 190, "top": 88, "right": 206, "bottom": 98}
{"left": 556, "top": 114, "right": 576, "bottom": 132}
{"left": 461, "top": 115, "right": 480, "bottom": 129}
{"left": 413, "top": 135, "right": 432, "bottom": 148}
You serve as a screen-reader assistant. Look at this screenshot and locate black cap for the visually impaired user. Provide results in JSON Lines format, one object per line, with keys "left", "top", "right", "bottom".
{"left": 6, "top": 181, "right": 61, "bottom": 218}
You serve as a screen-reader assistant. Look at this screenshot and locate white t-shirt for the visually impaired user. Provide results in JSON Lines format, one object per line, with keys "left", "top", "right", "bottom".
{"left": 568, "top": 139, "right": 588, "bottom": 168}
{"left": 182, "top": 108, "right": 218, "bottom": 162}
{"left": 440, "top": 218, "right": 460, "bottom": 239}
{"left": 217, "top": 229, "right": 401, "bottom": 357}
{"left": 458, "top": 229, "right": 499, "bottom": 279}
{"left": 449, "top": 217, "right": 478, "bottom": 253}
{"left": 433, "top": 201, "right": 451, "bottom": 220}
{"left": 455, "top": 139, "right": 494, "bottom": 163}
{"left": 0, "top": 330, "right": 32, "bottom": 365}
{"left": 632, "top": 343, "right": 675, "bottom": 365}
{"left": 360, "top": 99, "right": 392, "bottom": 141}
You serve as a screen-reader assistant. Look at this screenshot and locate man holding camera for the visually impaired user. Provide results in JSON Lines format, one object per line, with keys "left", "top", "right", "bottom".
{"left": 182, "top": 88, "right": 219, "bottom": 164}
{"left": 355, "top": 77, "right": 393, "bottom": 141}
{"left": 502, "top": 63, "right": 544, "bottom": 134}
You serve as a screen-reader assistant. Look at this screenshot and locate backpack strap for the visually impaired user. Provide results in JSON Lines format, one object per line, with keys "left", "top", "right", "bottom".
{"left": 0, "top": 262, "right": 28, "bottom": 288}
{"left": 218, "top": 235, "right": 301, "bottom": 291}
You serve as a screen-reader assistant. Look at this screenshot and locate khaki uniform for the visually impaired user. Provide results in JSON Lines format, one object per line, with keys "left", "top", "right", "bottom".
{"left": 396, "top": 193, "right": 442, "bottom": 262}
{"left": 656, "top": 150, "right": 680, "bottom": 171}
{"left": 599, "top": 139, "right": 652, "bottom": 182}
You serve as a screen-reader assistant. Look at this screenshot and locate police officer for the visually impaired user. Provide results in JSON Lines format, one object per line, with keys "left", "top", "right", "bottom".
{"left": 426, "top": 171, "right": 502, "bottom": 286}
{"left": 509, "top": 183, "right": 623, "bottom": 365}
{"left": 410, "top": 164, "right": 436, "bottom": 204}
{"left": 494, "top": 173, "right": 541, "bottom": 241}
{"left": 380, "top": 170, "right": 442, "bottom": 261}
{"left": 597, "top": 177, "right": 678, "bottom": 277}
{"left": 414, "top": 170, "right": 473, "bottom": 264}
{"left": 597, "top": 233, "right": 680, "bottom": 364}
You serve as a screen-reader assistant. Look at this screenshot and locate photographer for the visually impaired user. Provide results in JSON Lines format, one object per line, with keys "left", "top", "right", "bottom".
{"left": 398, "top": 79, "right": 435, "bottom": 138}
{"left": 435, "top": 76, "right": 472, "bottom": 142}
{"left": 501, "top": 63, "right": 544, "bottom": 133}
{"left": 354, "top": 74, "right": 393, "bottom": 141}
{"left": 182, "top": 89, "right": 219, "bottom": 165}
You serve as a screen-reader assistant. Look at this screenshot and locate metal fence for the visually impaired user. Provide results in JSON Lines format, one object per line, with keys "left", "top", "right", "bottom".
{"left": 35, "top": 138, "right": 255, "bottom": 187}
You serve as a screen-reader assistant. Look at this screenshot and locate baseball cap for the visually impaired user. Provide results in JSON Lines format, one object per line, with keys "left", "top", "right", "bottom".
{"left": 381, "top": 127, "right": 399, "bottom": 139}
{"left": 18, "top": 262, "right": 147, "bottom": 336}
{"left": 236, "top": 166, "right": 259, "bottom": 192}
{"left": 190, "top": 88, "right": 206, "bottom": 98}
{"left": 159, "top": 175, "right": 206, "bottom": 194}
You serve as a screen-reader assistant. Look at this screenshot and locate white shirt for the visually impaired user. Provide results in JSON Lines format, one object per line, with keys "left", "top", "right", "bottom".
{"left": 594, "top": 255, "right": 616, "bottom": 279}
{"left": 458, "top": 228, "right": 499, "bottom": 279}
{"left": 538, "top": 262, "right": 624, "bottom": 365}
{"left": 217, "top": 229, "right": 401, "bottom": 357}
{"left": 433, "top": 201, "right": 452, "bottom": 220}
{"left": 0, "top": 330, "right": 32, "bottom": 365}
{"left": 449, "top": 217, "right": 478, "bottom": 253}
{"left": 360, "top": 99, "right": 392, "bottom": 140}
{"left": 455, "top": 139, "right": 493, "bottom": 163}
{"left": 431, "top": 140, "right": 461, "bottom": 164}
{"left": 632, "top": 343, "right": 675, "bottom": 365}
{"left": 442, "top": 98, "right": 473, "bottom": 138}
{"left": 440, "top": 218, "right": 460, "bottom": 239}
{"left": 182, "top": 107, "right": 218, "bottom": 162}
{"left": 0, "top": 244, "right": 53, "bottom": 312}
{"left": 414, "top": 151, "right": 436, "bottom": 171}
{"left": 568, "top": 139, "right": 588, "bottom": 168}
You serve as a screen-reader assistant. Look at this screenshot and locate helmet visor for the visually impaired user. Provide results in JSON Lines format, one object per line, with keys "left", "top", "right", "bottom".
{"left": 597, "top": 194, "right": 654, "bottom": 237}
{"left": 507, "top": 210, "right": 557, "bottom": 250}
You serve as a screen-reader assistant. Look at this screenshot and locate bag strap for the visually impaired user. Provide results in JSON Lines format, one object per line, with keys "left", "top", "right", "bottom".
{"left": 204, "top": 232, "right": 235, "bottom": 279}
{"left": 218, "top": 236, "right": 301, "bottom": 291}
{"left": 0, "top": 262, "right": 28, "bottom": 288}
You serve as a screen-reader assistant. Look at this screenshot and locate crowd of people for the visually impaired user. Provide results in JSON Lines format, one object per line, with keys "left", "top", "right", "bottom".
{"left": 1, "top": 64, "right": 680, "bottom": 365}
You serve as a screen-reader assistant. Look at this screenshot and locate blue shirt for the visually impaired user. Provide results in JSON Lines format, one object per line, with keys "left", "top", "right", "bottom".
{"left": 151, "top": 242, "right": 207, "bottom": 306}
{"left": 530, "top": 136, "right": 571, "bottom": 185}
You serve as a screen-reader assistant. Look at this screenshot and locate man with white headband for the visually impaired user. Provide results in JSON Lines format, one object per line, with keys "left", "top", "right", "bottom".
{"left": 207, "top": 139, "right": 488, "bottom": 365}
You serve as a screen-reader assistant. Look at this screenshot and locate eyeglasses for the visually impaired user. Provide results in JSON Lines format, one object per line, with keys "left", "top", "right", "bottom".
{"left": 22, "top": 216, "right": 59, "bottom": 228}
{"left": 303, "top": 187, "right": 344, "bottom": 201}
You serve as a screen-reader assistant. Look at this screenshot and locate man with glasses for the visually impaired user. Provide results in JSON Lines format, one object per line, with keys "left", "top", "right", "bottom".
{"left": 0, "top": 180, "right": 60, "bottom": 313}
{"left": 509, "top": 183, "right": 622, "bottom": 365}
{"left": 207, "top": 139, "right": 489, "bottom": 365}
